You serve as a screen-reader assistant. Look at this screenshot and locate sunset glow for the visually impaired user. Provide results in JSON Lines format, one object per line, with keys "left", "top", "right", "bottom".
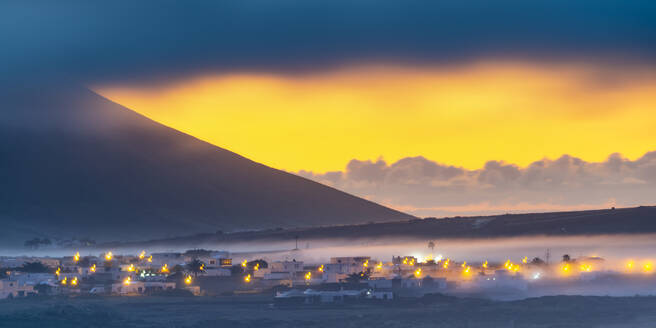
{"left": 98, "top": 62, "right": 656, "bottom": 173}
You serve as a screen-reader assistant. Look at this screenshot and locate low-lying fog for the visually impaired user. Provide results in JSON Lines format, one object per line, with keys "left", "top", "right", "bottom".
{"left": 7, "top": 234, "right": 656, "bottom": 300}
{"left": 9, "top": 234, "right": 656, "bottom": 268}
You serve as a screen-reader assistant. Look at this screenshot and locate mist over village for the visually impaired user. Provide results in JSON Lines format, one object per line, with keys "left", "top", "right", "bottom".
{"left": 2, "top": 1, "right": 656, "bottom": 327}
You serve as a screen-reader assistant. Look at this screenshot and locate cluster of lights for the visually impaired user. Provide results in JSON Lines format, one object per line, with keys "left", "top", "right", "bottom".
{"left": 625, "top": 260, "right": 654, "bottom": 273}
{"left": 60, "top": 275, "right": 78, "bottom": 287}
{"left": 244, "top": 274, "right": 251, "bottom": 283}
{"left": 504, "top": 260, "right": 520, "bottom": 272}
{"left": 318, "top": 264, "right": 324, "bottom": 272}
{"left": 579, "top": 264, "right": 592, "bottom": 272}
{"left": 402, "top": 257, "right": 416, "bottom": 266}
{"left": 304, "top": 272, "right": 312, "bottom": 281}
{"left": 442, "top": 258, "right": 450, "bottom": 269}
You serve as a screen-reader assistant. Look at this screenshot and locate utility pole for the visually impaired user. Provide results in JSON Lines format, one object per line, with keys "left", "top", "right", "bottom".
{"left": 545, "top": 249, "right": 551, "bottom": 265}
{"left": 294, "top": 235, "right": 299, "bottom": 250}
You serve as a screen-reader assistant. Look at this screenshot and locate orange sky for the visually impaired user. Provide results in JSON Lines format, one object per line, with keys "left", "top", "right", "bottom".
{"left": 96, "top": 61, "right": 656, "bottom": 173}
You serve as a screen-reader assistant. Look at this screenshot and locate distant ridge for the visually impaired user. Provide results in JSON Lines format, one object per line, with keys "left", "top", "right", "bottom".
{"left": 102, "top": 206, "right": 656, "bottom": 249}
{"left": 0, "top": 86, "right": 414, "bottom": 246}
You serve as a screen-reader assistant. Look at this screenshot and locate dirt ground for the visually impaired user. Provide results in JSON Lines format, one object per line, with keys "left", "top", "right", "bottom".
{"left": 1, "top": 294, "right": 656, "bottom": 328}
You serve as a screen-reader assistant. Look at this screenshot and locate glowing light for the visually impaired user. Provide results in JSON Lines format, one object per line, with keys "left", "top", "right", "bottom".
{"left": 73, "top": 252, "right": 80, "bottom": 262}
{"left": 60, "top": 277, "right": 67, "bottom": 285}
{"left": 184, "top": 275, "right": 192, "bottom": 285}
{"left": 253, "top": 263, "right": 258, "bottom": 271}
{"left": 98, "top": 63, "right": 656, "bottom": 174}
{"left": 139, "top": 251, "right": 146, "bottom": 260}
{"left": 105, "top": 252, "right": 113, "bottom": 261}
{"left": 462, "top": 266, "right": 472, "bottom": 276}
{"left": 414, "top": 268, "right": 422, "bottom": 278}
{"left": 160, "top": 264, "right": 169, "bottom": 273}
{"left": 90, "top": 264, "right": 96, "bottom": 273}
{"left": 376, "top": 261, "right": 383, "bottom": 270}
{"left": 55, "top": 267, "right": 61, "bottom": 276}
{"left": 147, "top": 255, "right": 152, "bottom": 263}
{"left": 127, "top": 264, "right": 135, "bottom": 272}
{"left": 461, "top": 261, "right": 467, "bottom": 268}
{"left": 561, "top": 263, "right": 571, "bottom": 275}
{"left": 71, "top": 277, "right": 78, "bottom": 286}
{"left": 443, "top": 259, "right": 450, "bottom": 269}
{"left": 579, "top": 264, "right": 592, "bottom": 272}
{"left": 241, "top": 260, "right": 248, "bottom": 268}
{"left": 363, "top": 260, "right": 369, "bottom": 268}
{"left": 627, "top": 260, "right": 635, "bottom": 271}
{"left": 522, "top": 256, "right": 528, "bottom": 264}
{"left": 482, "top": 260, "right": 488, "bottom": 269}
{"left": 318, "top": 264, "right": 324, "bottom": 272}
{"left": 643, "top": 262, "right": 653, "bottom": 273}
{"left": 533, "top": 272, "right": 541, "bottom": 280}
{"left": 305, "top": 272, "right": 312, "bottom": 281}
{"left": 123, "top": 277, "right": 131, "bottom": 285}
{"left": 402, "top": 257, "right": 408, "bottom": 265}
{"left": 504, "top": 260, "right": 520, "bottom": 272}
{"left": 409, "top": 258, "right": 415, "bottom": 266}
{"left": 244, "top": 274, "right": 251, "bottom": 283}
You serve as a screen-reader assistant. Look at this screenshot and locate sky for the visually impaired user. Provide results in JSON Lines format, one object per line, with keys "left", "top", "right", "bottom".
{"left": 4, "top": 0, "right": 656, "bottom": 217}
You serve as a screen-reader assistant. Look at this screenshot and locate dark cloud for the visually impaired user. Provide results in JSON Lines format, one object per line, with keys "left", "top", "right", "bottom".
{"left": 2, "top": 0, "right": 655, "bottom": 84}
{"left": 297, "top": 151, "right": 656, "bottom": 217}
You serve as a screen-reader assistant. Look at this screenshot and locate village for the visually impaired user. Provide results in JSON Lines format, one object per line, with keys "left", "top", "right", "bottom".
{"left": 3, "top": 246, "right": 656, "bottom": 304}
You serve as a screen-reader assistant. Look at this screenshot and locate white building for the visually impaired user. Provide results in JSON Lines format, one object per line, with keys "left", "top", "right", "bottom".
{"left": 202, "top": 267, "right": 231, "bottom": 277}
{"left": 0, "top": 279, "right": 35, "bottom": 298}
{"left": 111, "top": 281, "right": 145, "bottom": 295}
{"left": 7, "top": 273, "right": 56, "bottom": 286}
{"left": 264, "top": 260, "right": 304, "bottom": 280}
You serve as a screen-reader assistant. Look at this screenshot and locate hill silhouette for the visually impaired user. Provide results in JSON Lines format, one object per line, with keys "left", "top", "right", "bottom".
{"left": 0, "top": 86, "right": 413, "bottom": 246}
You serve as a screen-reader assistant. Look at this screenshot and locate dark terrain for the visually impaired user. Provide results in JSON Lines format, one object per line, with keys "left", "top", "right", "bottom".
{"left": 0, "top": 86, "right": 412, "bottom": 246}
{"left": 107, "top": 205, "right": 656, "bottom": 249}
{"left": 1, "top": 294, "right": 656, "bottom": 328}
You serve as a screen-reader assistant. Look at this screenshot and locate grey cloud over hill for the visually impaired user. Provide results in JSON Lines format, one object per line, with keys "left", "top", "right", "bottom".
{"left": 298, "top": 152, "right": 656, "bottom": 217}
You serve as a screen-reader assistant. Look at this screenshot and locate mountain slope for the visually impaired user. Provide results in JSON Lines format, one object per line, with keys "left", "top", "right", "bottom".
{"left": 0, "top": 86, "right": 413, "bottom": 245}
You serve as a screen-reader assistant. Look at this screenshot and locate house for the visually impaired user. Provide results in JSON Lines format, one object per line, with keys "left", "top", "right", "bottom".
{"left": 0, "top": 279, "right": 35, "bottom": 298}
{"left": 366, "top": 278, "right": 393, "bottom": 289}
{"left": 202, "top": 267, "right": 231, "bottom": 277}
{"left": 144, "top": 281, "right": 176, "bottom": 293}
{"left": 366, "top": 289, "right": 394, "bottom": 300}
{"left": 474, "top": 269, "right": 528, "bottom": 291}
{"left": 111, "top": 280, "right": 145, "bottom": 295}
{"left": 274, "top": 288, "right": 375, "bottom": 304}
{"left": 8, "top": 272, "right": 57, "bottom": 286}
{"left": 264, "top": 260, "right": 304, "bottom": 280}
